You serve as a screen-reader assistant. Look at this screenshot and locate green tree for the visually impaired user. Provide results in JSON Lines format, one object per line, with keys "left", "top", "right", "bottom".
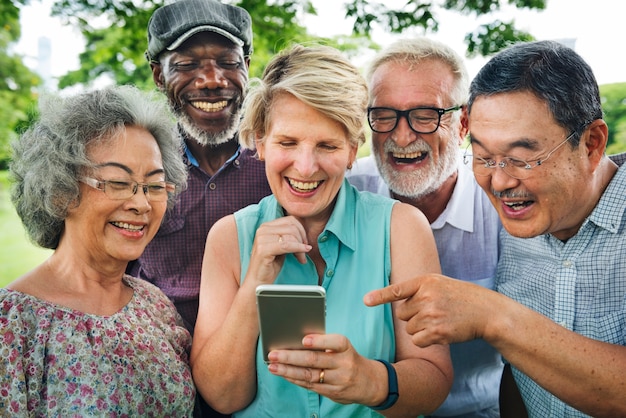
{"left": 51, "top": 0, "right": 355, "bottom": 88}
{"left": 0, "top": 0, "right": 41, "bottom": 170}
{"left": 600, "top": 83, "right": 626, "bottom": 154}
{"left": 47, "top": 0, "right": 545, "bottom": 89}
{"left": 347, "top": 0, "right": 541, "bottom": 57}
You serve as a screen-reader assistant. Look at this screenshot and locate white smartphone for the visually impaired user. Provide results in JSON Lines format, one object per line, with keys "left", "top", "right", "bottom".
{"left": 256, "top": 284, "right": 326, "bottom": 362}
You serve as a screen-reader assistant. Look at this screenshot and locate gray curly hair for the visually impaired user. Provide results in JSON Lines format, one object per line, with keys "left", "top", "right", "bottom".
{"left": 10, "top": 85, "right": 188, "bottom": 249}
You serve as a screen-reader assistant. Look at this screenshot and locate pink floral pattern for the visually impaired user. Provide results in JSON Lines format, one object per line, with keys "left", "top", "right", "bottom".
{"left": 0, "top": 276, "right": 195, "bottom": 417}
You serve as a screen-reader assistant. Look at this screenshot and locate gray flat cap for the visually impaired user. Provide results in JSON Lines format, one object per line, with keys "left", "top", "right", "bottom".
{"left": 146, "top": 0, "right": 253, "bottom": 62}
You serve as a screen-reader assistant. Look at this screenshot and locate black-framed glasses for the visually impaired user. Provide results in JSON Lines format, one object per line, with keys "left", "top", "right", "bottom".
{"left": 462, "top": 130, "right": 579, "bottom": 180}
{"left": 80, "top": 177, "right": 176, "bottom": 202}
{"left": 367, "top": 105, "right": 462, "bottom": 134}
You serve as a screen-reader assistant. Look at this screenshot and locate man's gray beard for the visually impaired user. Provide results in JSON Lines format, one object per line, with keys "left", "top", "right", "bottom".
{"left": 374, "top": 139, "right": 459, "bottom": 199}
{"left": 175, "top": 106, "right": 242, "bottom": 147}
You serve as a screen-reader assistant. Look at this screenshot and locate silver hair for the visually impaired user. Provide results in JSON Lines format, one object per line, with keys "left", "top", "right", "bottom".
{"left": 366, "top": 36, "right": 469, "bottom": 112}
{"left": 10, "top": 85, "right": 188, "bottom": 249}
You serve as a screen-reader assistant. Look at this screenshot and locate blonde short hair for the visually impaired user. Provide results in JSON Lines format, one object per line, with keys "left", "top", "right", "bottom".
{"left": 239, "top": 44, "right": 368, "bottom": 149}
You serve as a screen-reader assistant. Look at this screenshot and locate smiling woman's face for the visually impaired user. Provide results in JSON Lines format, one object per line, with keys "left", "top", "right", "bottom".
{"left": 256, "top": 94, "right": 357, "bottom": 223}
{"left": 65, "top": 125, "right": 168, "bottom": 265}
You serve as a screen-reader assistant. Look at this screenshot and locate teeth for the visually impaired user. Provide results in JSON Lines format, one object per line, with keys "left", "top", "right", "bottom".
{"left": 111, "top": 222, "right": 144, "bottom": 231}
{"left": 504, "top": 201, "right": 529, "bottom": 211}
{"left": 191, "top": 100, "right": 228, "bottom": 112}
{"left": 288, "top": 179, "right": 320, "bottom": 192}
{"left": 392, "top": 151, "right": 424, "bottom": 159}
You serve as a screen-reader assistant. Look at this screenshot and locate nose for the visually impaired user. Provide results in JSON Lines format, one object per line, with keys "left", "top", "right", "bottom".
{"left": 195, "top": 63, "right": 228, "bottom": 89}
{"left": 125, "top": 185, "right": 152, "bottom": 213}
{"left": 488, "top": 164, "right": 520, "bottom": 194}
{"left": 292, "top": 147, "right": 319, "bottom": 178}
{"left": 391, "top": 116, "right": 417, "bottom": 148}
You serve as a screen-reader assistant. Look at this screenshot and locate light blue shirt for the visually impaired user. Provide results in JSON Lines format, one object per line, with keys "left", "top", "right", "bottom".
{"left": 496, "top": 153, "right": 626, "bottom": 417}
{"left": 234, "top": 180, "right": 396, "bottom": 417}
{"left": 348, "top": 155, "right": 503, "bottom": 417}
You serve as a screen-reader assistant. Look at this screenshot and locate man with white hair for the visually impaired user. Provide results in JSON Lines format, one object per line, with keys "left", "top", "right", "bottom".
{"left": 348, "top": 37, "right": 502, "bottom": 417}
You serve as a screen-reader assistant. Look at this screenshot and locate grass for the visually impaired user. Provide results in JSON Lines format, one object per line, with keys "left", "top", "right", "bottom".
{"left": 0, "top": 171, "right": 52, "bottom": 287}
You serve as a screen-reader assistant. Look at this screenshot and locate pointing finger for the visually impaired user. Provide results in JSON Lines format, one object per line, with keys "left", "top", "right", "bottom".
{"left": 363, "top": 278, "right": 423, "bottom": 307}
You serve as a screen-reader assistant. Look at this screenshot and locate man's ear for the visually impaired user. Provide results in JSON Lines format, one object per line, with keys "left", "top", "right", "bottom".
{"left": 583, "top": 119, "right": 609, "bottom": 168}
{"left": 458, "top": 105, "right": 469, "bottom": 146}
{"left": 150, "top": 62, "right": 165, "bottom": 90}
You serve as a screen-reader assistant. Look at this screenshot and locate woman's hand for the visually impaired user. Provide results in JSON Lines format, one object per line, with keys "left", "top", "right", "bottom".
{"left": 266, "top": 334, "right": 386, "bottom": 407}
{"left": 245, "top": 216, "right": 312, "bottom": 286}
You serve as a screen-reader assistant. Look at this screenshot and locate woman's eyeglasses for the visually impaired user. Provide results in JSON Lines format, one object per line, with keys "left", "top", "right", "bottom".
{"left": 80, "top": 177, "right": 175, "bottom": 201}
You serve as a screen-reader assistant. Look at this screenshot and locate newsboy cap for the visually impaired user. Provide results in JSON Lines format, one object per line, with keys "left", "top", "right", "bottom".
{"left": 146, "top": 0, "right": 253, "bottom": 62}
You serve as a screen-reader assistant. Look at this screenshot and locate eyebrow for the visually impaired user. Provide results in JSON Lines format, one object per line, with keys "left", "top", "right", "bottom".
{"left": 95, "top": 162, "right": 165, "bottom": 177}
{"left": 469, "top": 135, "right": 543, "bottom": 153}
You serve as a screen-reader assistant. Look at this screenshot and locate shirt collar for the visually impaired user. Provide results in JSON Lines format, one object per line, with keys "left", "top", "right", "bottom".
{"left": 586, "top": 153, "right": 626, "bottom": 234}
{"left": 323, "top": 179, "right": 357, "bottom": 251}
{"left": 273, "top": 179, "right": 357, "bottom": 252}
{"left": 430, "top": 160, "right": 475, "bottom": 232}
{"left": 183, "top": 142, "right": 242, "bottom": 168}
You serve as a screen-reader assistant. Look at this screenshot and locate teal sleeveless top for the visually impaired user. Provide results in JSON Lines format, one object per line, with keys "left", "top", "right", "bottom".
{"left": 234, "top": 179, "right": 396, "bottom": 417}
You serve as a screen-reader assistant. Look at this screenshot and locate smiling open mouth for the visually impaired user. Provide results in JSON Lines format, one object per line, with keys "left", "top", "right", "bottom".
{"left": 288, "top": 178, "right": 321, "bottom": 192}
{"left": 111, "top": 221, "right": 144, "bottom": 231}
{"left": 190, "top": 100, "right": 228, "bottom": 112}
{"left": 503, "top": 200, "right": 533, "bottom": 211}
{"left": 391, "top": 151, "right": 427, "bottom": 164}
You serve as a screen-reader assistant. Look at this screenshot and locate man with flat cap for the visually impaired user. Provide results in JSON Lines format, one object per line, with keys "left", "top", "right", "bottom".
{"left": 128, "top": 0, "right": 271, "bottom": 355}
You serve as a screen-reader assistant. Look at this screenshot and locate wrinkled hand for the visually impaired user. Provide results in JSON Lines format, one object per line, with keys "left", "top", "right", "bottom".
{"left": 364, "top": 274, "right": 496, "bottom": 347}
{"left": 246, "top": 216, "right": 312, "bottom": 285}
{"left": 266, "top": 334, "right": 380, "bottom": 405}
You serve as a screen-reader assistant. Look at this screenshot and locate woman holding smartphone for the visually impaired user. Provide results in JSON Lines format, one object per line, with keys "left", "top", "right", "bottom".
{"left": 191, "top": 44, "right": 452, "bottom": 417}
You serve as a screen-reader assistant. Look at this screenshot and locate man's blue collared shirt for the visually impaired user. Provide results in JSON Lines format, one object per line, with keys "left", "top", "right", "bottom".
{"left": 497, "top": 153, "right": 626, "bottom": 417}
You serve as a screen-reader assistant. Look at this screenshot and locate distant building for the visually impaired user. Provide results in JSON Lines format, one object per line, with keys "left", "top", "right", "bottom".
{"left": 37, "top": 36, "right": 55, "bottom": 90}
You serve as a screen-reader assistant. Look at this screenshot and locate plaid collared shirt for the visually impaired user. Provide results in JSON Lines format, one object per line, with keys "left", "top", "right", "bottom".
{"left": 496, "top": 153, "right": 626, "bottom": 417}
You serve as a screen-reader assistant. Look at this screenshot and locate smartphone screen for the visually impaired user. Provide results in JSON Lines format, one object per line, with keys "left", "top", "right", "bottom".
{"left": 256, "top": 284, "right": 326, "bottom": 362}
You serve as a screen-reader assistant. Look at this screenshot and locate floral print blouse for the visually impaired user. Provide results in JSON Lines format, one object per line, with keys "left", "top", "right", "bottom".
{"left": 0, "top": 275, "right": 195, "bottom": 417}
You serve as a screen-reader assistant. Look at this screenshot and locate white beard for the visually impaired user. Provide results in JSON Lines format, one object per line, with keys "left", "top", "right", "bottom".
{"left": 176, "top": 107, "right": 242, "bottom": 147}
{"left": 374, "top": 138, "right": 459, "bottom": 199}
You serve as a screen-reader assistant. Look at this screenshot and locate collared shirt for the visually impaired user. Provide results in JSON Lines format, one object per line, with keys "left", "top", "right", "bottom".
{"left": 347, "top": 155, "right": 503, "bottom": 417}
{"left": 127, "top": 138, "right": 272, "bottom": 334}
{"left": 234, "top": 180, "right": 396, "bottom": 417}
{"left": 496, "top": 153, "right": 626, "bottom": 417}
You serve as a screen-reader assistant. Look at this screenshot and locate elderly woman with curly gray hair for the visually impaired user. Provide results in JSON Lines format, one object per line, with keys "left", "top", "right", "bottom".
{"left": 1, "top": 85, "right": 195, "bottom": 416}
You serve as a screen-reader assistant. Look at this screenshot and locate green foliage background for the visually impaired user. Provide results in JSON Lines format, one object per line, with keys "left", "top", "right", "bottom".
{"left": 0, "top": 171, "right": 51, "bottom": 285}
{"left": 0, "top": 0, "right": 41, "bottom": 170}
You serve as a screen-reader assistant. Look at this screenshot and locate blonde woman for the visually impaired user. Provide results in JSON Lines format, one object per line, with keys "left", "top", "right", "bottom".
{"left": 191, "top": 44, "right": 452, "bottom": 417}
